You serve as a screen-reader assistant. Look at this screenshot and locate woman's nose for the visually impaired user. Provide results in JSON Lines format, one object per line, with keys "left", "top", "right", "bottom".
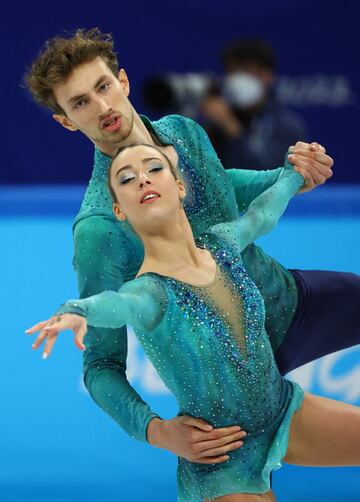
{"left": 139, "top": 179, "right": 151, "bottom": 188}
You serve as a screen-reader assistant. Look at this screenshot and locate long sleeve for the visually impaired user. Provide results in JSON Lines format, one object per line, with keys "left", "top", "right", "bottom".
{"left": 226, "top": 167, "right": 283, "bottom": 212}
{"left": 207, "top": 162, "right": 304, "bottom": 252}
{"left": 57, "top": 281, "right": 165, "bottom": 331}
{"left": 73, "top": 215, "right": 161, "bottom": 442}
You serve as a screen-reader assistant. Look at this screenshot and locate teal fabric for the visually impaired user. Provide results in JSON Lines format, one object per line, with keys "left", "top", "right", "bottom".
{"left": 60, "top": 164, "right": 305, "bottom": 500}
{"left": 73, "top": 114, "right": 298, "bottom": 443}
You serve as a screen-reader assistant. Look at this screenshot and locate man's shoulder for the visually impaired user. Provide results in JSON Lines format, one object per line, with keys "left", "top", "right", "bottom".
{"left": 153, "top": 113, "right": 193, "bottom": 127}
{"left": 72, "top": 213, "right": 128, "bottom": 243}
{"left": 151, "top": 114, "right": 203, "bottom": 141}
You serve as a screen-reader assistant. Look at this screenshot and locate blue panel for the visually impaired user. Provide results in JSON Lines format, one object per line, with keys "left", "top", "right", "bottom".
{"left": 1, "top": 185, "right": 360, "bottom": 500}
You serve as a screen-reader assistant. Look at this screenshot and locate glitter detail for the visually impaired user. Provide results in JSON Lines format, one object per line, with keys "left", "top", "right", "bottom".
{"left": 70, "top": 114, "right": 302, "bottom": 493}
{"left": 134, "top": 232, "right": 304, "bottom": 501}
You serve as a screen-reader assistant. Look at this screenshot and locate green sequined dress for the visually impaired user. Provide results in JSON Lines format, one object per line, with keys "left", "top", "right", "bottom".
{"left": 75, "top": 114, "right": 299, "bottom": 443}
{"left": 60, "top": 164, "right": 304, "bottom": 500}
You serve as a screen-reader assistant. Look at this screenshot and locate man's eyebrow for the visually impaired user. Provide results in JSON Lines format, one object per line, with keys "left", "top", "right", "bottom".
{"left": 68, "top": 75, "right": 109, "bottom": 105}
{"left": 115, "top": 157, "right": 162, "bottom": 177}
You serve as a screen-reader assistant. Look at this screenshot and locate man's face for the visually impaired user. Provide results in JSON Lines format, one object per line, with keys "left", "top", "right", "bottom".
{"left": 53, "top": 57, "right": 134, "bottom": 154}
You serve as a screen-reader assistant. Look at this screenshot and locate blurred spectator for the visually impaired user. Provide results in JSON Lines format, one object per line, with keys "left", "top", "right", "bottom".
{"left": 201, "top": 39, "right": 309, "bottom": 170}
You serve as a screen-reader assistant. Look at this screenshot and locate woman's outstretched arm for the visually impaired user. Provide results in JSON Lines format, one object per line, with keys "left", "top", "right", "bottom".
{"left": 26, "top": 277, "right": 166, "bottom": 357}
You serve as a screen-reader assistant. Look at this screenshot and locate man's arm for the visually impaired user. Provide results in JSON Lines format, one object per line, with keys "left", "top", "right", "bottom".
{"left": 226, "top": 142, "right": 333, "bottom": 212}
{"left": 226, "top": 167, "right": 283, "bottom": 212}
{"left": 73, "top": 215, "right": 160, "bottom": 442}
{"left": 186, "top": 117, "right": 333, "bottom": 212}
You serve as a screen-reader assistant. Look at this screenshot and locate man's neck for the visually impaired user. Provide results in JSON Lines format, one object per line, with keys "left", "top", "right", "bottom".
{"left": 95, "top": 112, "right": 156, "bottom": 158}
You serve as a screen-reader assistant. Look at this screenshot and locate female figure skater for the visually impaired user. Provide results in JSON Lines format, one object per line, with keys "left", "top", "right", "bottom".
{"left": 27, "top": 144, "right": 360, "bottom": 502}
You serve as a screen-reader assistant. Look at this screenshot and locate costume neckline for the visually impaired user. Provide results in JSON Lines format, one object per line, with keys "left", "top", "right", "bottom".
{"left": 136, "top": 244, "right": 219, "bottom": 289}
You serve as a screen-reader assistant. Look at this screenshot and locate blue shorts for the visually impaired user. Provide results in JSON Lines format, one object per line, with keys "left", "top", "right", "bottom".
{"left": 275, "top": 270, "right": 360, "bottom": 375}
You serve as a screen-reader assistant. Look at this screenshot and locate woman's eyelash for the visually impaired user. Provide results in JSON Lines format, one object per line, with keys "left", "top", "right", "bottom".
{"left": 119, "top": 165, "right": 163, "bottom": 184}
{"left": 120, "top": 177, "right": 134, "bottom": 185}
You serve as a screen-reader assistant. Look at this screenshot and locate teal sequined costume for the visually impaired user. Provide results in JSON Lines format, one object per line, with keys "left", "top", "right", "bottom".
{"left": 60, "top": 163, "right": 304, "bottom": 501}
{"left": 74, "top": 114, "right": 299, "bottom": 444}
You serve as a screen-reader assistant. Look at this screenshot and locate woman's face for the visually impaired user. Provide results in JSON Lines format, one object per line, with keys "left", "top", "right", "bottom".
{"left": 109, "top": 145, "right": 185, "bottom": 230}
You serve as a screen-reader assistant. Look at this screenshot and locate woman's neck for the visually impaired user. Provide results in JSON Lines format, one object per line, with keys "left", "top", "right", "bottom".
{"left": 139, "top": 211, "right": 203, "bottom": 273}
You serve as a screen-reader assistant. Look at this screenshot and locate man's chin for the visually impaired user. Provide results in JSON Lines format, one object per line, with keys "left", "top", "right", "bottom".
{"left": 99, "top": 132, "right": 126, "bottom": 144}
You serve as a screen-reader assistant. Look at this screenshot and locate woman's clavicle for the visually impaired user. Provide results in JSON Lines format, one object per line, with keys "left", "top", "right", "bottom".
{"left": 136, "top": 248, "right": 217, "bottom": 288}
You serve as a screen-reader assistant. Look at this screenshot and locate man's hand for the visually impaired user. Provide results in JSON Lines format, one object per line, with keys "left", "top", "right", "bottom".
{"left": 147, "top": 416, "right": 246, "bottom": 464}
{"left": 287, "top": 141, "right": 334, "bottom": 193}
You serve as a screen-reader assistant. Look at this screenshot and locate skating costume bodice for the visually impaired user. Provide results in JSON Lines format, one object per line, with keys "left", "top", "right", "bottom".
{"left": 135, "top": 233, "right": 303, "bottom": 500}
{"left": 59, "top": 165, "right": 305, "bottom": 500}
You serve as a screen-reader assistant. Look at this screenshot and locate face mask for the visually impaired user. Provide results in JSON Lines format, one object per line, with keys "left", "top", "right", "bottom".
{"left": 222, "top": 72, "right": 264, "bottom": 109}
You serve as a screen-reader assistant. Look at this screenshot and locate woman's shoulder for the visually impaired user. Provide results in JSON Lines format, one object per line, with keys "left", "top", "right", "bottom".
{"left": 121, "top": 273, "right": 169, "bottom": 298}
{"left": 198, "top": 222, "right": 246, "bottom": 266}
{"left": 198, "top": 221, "right": 235, "bottom": 248}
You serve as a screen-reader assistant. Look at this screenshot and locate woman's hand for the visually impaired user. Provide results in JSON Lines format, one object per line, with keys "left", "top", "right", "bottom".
{"left": 288, "top": 141, "right": 334, "bottom": 192}
{"left": 26, "top": 313, "right": 87, "bottom": 359}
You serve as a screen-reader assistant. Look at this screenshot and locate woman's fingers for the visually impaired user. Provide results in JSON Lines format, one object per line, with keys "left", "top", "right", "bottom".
{"left": 44, "top": 318, "right": 71, "bottom": 333}
{"left": 42, "top": 332, "right": 59, "bottom": 359}
{"left": 293, "top": 162, "right": 327, "bottom": 186}
{"left": 290, "top": 148, "right": 334, "bottom": 169}
{"left": 74, "top": 323, "right": 87, "bottom": 351}
{"left": 25, "top": 320, "right": 49, "bottom": 334}
{"left": 294, "top": 141, "right": 326, "bottom": 154}
{"left": 32, "top": 327, "right": 56, "bottom": 350}
{"left": 288, "top": 151, "right": 333, "bottom": 187}
{"left": 27, "top": 314, "right": 87, "bottom": 356}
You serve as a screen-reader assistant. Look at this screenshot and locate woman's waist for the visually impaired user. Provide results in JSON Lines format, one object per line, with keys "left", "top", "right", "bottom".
{"left": 176, "top": 377, "right": 293, "bottom": 434}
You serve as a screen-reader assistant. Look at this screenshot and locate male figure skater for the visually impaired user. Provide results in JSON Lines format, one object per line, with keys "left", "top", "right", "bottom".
{"left": 25, "top": 29, "right": 358, "bottom": 466}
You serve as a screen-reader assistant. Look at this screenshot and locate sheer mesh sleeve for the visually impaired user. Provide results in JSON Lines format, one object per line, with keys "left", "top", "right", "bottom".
{"left": 226, "top": 167, "right": 283, "bottom": 212}
{"left": 57, "top": 275, "right": 167, "bottom": 332}
{"left": 207, "top": 162, "right": 304, "bottom": 252}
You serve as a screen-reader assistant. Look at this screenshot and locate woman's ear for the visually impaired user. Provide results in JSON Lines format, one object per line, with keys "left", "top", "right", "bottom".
{"left": 113, "top": 202, "right": 127, "bottom": 221}
{"left": 177, "top": 180, "right": 187, "bottom": 200}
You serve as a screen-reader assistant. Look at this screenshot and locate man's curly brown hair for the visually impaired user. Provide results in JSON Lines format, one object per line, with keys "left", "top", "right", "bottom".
{"left": 24, "top": 28, "right": 119, "bottom": 115}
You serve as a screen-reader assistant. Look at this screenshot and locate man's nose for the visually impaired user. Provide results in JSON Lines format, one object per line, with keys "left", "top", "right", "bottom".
{"left": 96, "top": 95, "right": 112, "bottom": 115}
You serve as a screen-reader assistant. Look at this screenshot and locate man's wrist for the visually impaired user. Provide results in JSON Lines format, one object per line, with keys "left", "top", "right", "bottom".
{"left": 146, "top": 417, "right": 165, "bottom": 447}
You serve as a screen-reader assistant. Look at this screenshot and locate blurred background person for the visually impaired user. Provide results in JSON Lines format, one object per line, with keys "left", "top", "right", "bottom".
{"left": 200, "top": 39, "right": 309, "bottom": 170}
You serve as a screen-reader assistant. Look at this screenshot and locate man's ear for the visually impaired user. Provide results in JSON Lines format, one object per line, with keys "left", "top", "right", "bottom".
{"left": 118, "top": 68, "right": 130, "bottom": 97}
{"left": 113, "top": 202, "right": 127, "bottom": 221}
{"left": 53, "top": 114, "right": 79, "bottom": 132}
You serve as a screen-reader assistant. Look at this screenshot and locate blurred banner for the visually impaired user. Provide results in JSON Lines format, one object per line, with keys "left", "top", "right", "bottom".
{"left": 2, "top": 0, "right": 359, "bottom": 183}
